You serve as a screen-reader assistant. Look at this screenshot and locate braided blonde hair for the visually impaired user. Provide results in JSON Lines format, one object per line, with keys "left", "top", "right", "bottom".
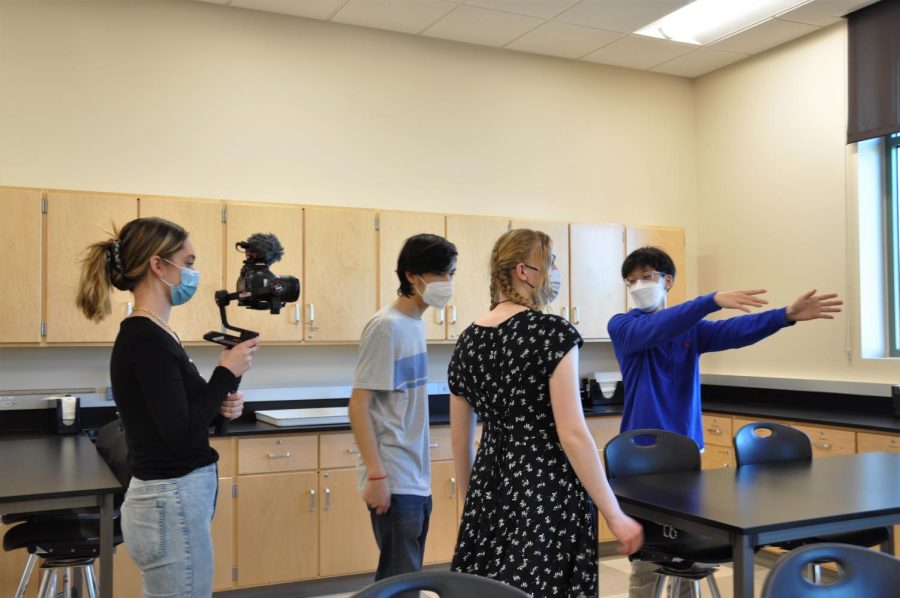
{"left": 489, "top": 229, "right": 554, "bottom": 310}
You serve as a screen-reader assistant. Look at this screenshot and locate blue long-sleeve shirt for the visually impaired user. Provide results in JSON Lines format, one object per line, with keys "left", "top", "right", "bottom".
{"left": 607, "top": 292, "right": 794, "bottom": 449}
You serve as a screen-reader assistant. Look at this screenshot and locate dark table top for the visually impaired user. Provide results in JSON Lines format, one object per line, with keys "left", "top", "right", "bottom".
{"left": 609, "top": 451, "right": 900, "bottom": 534}
{"left": 0, "top": 434, "right": 122, "bottom": 503}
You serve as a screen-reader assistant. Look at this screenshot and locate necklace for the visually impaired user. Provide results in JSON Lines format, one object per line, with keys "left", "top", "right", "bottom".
{"left": 132, "top": 307, "right": 182, "bottom": 345}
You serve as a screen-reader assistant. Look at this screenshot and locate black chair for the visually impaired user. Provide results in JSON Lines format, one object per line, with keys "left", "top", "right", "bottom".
{"left": 2, "top": 420, "right": 129, "bottom": 598}
{"left": 604, "top": 429, "right": 733, "bottom": 598}
{"left": 349, "top": 570, "right": 532, "bottom": 598}
{"left": 734, "top": 421, "right": 891, "bottom": 581}
{"left": 761, "top": 543, "right": 900, "bottom": 598}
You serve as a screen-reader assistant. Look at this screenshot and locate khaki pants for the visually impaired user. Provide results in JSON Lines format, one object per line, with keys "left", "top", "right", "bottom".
{"left": 629, "top": 560, "right": 694, "bottom": 598}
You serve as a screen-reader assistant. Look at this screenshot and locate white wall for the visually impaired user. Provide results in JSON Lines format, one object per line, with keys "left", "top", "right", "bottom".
{"left": 0, "top": 0, "right": 682, "bottom": 392}
{"left": 696, "top": 23, "right": 897, "bottom": 384}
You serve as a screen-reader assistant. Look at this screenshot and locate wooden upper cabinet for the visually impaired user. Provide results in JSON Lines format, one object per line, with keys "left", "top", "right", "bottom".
{"left": 510, "top": 219, "right": 571, "bottom": 322}
{"left": 569, "top": 223, "right": 625, "bottom": 339}
{"left": 0, "top": 188, "right": 42, "bottom": 343}
{"left": 626, "top": 225, "right": 686, "bottom": 306}
{"left": 304, "top": 207, "right": 377, "bottom": 341}
{"left": 378, "top": 211, "right": 447, "bottom": 340}
{"left": 139, "top": 197, "right": 224, "bottom": 342}
{"left": 445, "top": 215, "right": 510, "bottom": 339}
{"left": 46, "top": 191, "right": 138, "bottom": 343}
{"left": 224, "top": 203, "right": 303, "bottom": 342}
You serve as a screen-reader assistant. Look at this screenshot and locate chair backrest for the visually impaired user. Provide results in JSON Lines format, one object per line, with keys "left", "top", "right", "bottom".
{"left": 762, "top": 542, "right": 900, "bottom": 598}
{"left": 350, "top": 571, "right": 531, "bottom": 598}
{"left": 603, "top": 429, "right": 701, "bottom": 479}
{"left": 734, "top": 422, "right": 812, "bottom": 467}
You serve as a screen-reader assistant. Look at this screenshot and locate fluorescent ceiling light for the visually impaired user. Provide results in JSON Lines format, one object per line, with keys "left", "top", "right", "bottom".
{"left": 635, "top": 0, "right": 813, "bottom": 46}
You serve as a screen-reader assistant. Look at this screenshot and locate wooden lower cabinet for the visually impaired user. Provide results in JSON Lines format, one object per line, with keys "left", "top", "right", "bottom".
{"left": 318, "top": 468, "right": 379, "bottom": 577}
{"left": 236, "top": 471, "right": 318, "bottom": 587}
{"left": 213, "top": 476, "right": 235, "bottom": 590}
{"left": 424, "top": 460, "right": 459, "bottom": 564}
{"left": 701, "top": 446, "right": 735, "bottom": 469}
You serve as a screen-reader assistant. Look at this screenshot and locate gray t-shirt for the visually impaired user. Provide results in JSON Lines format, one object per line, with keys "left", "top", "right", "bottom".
{"left": 352, "top": 305, "right": 430, "bottom": 496}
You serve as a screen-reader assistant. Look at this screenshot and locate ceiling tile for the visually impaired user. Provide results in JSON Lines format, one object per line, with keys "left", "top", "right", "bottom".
{"left": 711, "top": 17, "right": 819, "bottom": 55}
{"left": 332, "top": 0, "right": 457, "bottom": 34}
{"left": 230, "top": 0, "right": 349, "bottom": 20}
{"left": 650, "top": 48, "right": 748, "bottom": 78}
{"left": 555, "top": 0, "right": 691, "bottom": 33}
{"left": 423, "top": 5, "right": 544, "bottom": 47}
{"left": 462, "top": 0, "right": 581, "bottom": 19}
{"left": 582, "top": 34, "right": 694, "bottom": 70}
{"left": 506, "top": 21, "right": 624, "bottom": 59}
{"left": 778, "top": 0, "right": 880, "bottom": 27}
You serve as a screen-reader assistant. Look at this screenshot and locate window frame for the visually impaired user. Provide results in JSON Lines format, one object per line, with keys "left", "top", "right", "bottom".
{"left": 887, "top": 133, "right": 900, "bottom": 357}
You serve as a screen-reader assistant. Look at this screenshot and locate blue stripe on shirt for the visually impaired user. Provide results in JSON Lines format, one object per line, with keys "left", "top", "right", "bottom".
{"left": 393, "top": 353, "right": 428, "bottom": 391}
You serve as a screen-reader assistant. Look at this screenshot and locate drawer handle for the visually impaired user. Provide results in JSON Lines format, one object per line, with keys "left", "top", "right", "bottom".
{"left": 308, "top": 303, "right": 316, "bottom": 324}
{"left": 449, "top": 305, "right": 458, "bottom": 325}
{"left": 309, "top": 489, "right": 317, "bottom": 511}
{"left": 813, "top": 442, "right": 832, "bottom": 451}
{"left": 706, "top": 427, "right": 722, "bottom": 435}
{"left": 561, "top": 306, "right": 569, "bottom": 321}
{"left": 267, "top": 451, "right": 292, "bottom": 459}
{"left": 294, "top": 304, "right": 301, "bottom": 324}
{"left": 449, "top": 477, "right": 457, "bottom": 499}
{"left": 572, "top": 306, "right": 581, "bottom": 325}
{"left": 324, "top": 488, "right": 331, "bottom": 511}
{"left": 429, "top": 442, "right": 439, "bottom": 449}
{"left": 435, "top": 308, "right": 445, "bottom": 325}
{"left": 346, "top": 446, "right": 360, "bottom": 454}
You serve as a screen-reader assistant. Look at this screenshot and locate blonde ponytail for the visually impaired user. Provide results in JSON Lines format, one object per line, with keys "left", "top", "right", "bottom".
{"left": 76, "top": 238, "right": 118, "bottom": 322}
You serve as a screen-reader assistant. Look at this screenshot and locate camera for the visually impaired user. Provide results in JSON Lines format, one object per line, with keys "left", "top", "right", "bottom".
{"left": 203, "top": 233, "right": 300, "bottom": 349}
{"left": 234, "top": 233, "right": 301, "bottom": 314}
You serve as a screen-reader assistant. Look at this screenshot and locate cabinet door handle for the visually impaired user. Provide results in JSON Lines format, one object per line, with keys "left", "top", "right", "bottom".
{"left": 449, "top": 477, "right": 457, "bottom": 499}
{"left": 435, "top": 308, "right": 445, "bottom": 325}
{"left": 126, "top": 302, "right": 134, "bottom": 317}
{"left": 267, "top": 451, "right": 292, "bottom": 459}
{"left": 324, "top": 488, "right": 331, "bottom": 511}
{"left": 308, "top": 304, "right": 316, "bottom": 323}
{"left": 813, "top": 442, "right": 832, "bottom": 451}
{"left": 706, "top": 427, "right": 722, "bottom": 435}
{"left": 561, "top": 306, "right": 569, "bottom": 320}
{"left": 309, "top": 489, "right": 317, "bottom": 511}
{"left": 449, "top": 305, "right": 457, "bottom": 325}
{"left": 572, "top": 306, "right": 581, "bottom": 325}
{"left": 346, "top": 446, "right": 360, "bottom": 454}
{"left": 294, "top": 304, "right": 301, "bottom": 324}
{"left": 429, "top": 442, "right": 439, "bottom": 449}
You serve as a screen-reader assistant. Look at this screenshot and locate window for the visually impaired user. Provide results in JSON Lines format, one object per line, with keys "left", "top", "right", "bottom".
{"left": 888, "top": 133, "right": 900, "bottom": 356}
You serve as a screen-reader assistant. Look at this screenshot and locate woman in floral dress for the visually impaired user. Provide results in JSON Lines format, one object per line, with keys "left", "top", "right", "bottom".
{"left": 449, "top": 229, "right": 642, "bottom": 598}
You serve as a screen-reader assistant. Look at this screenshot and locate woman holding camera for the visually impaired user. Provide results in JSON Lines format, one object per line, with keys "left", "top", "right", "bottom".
{"left": 77, "top": 217, "right": 259, "bottom": 598}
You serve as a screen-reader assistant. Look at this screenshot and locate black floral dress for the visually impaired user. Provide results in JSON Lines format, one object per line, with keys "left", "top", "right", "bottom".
{"left": 448, "top": 310, "right": 596, "bottom": 598}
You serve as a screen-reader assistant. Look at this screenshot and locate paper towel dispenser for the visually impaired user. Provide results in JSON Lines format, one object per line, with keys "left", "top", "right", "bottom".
{"left": 581, "top": 372, "right": 624, "bottom": 409}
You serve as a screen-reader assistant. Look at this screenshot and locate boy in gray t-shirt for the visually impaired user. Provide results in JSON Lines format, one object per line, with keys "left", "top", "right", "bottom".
{"left": 349, "top": 234, "right": 457, "bottom": 582}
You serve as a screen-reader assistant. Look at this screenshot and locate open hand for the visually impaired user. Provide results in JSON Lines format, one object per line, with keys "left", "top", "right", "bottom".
{"left": 713, "top": 289, "right": 769, "bottom": 313}
{"left": 219, "top": 391, "right": 245, "bottom": 421}
{"left": 786, "top": 290, "right": 843, "bottom": 322}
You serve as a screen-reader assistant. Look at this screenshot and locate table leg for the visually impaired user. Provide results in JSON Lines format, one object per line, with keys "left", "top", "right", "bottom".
{"left": 99, "top": 492, "right": 113, "bottom": 598}
{"left": 882, "top": 526, "right": 896, "bottom": 556}
{"left": 732, "top": 534, "right": 754, "bottom": 598}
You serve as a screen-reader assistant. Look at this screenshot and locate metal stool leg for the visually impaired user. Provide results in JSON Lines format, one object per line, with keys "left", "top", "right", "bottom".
{"left": 84, "top": 563, "right": 99, "bottom": 598}
{"left": 706, "top": 573, "right": 722, "bottom": 598}
{"left": 43, "top": 569, "right": 59, "bottom": 598}
{"left": 652, "top": 573, "right": 667, "bottom": 598}
{"left": 690, "top": 579, "right": 701, "bottom": 598}
{"left": 14, "top": 553, "right": 38, "bottom": 598}
{"left": 36, "top": 569, "right": 52, "bottom": 598}
{"left": 668, "top": 577, "right": 682, "bottom": 598}
{"left": 813, "top": 563, "right": 823, "bottom": 584}
{"left": 64, "top": 566, "right": 74, "bottom": 598}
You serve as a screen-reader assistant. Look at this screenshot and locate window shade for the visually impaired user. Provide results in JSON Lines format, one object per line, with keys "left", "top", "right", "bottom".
{"left": 847, "top": 0, "right": 900, "bottom": 144}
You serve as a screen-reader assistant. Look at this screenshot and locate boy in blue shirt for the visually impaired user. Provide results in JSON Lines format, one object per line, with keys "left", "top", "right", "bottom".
{"left": 607, "top": 246, "right": 842, "bottom": 597}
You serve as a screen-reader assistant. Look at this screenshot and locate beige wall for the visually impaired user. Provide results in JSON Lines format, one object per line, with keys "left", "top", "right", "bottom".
{"left": 0, "top": 0, "right": 687, "bottom": 390}
{"left": 696, "top": 23, "right": 896, "bottom": 383}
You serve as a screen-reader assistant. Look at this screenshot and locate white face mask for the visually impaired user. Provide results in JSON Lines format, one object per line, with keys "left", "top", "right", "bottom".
{"left": 548, "top": 268, "right": 562, "bottom": 303}
{"left": 417, "top": 276, "right": 453, "bottom": 309}
{"left": 630, "top": 277, "right": 667, "bottom": 312}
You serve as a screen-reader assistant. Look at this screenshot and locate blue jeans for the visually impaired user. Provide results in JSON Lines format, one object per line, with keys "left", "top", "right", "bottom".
{"left": 121, "top": 463, "right": 218, "bottom": 598}
{"left": 369, "top": 494, "right": 433, "bottom": 582}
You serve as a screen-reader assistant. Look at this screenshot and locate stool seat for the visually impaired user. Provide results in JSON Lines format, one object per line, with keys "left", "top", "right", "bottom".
{"left": 4, "top": 518, "right": 123, "bottom": 559}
